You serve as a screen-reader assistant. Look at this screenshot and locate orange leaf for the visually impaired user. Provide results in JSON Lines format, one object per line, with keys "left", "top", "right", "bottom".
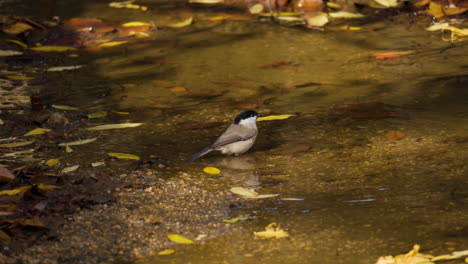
{"left": 386, "top": 131, "right": 405, "bottom": 140}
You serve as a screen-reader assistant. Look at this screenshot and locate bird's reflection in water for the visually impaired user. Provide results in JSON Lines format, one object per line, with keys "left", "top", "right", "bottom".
{"left": 214, "top": 156, "right": 259, "bottom": 187}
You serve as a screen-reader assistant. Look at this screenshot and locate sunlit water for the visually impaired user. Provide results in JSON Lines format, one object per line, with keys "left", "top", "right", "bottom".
{"left": 21, "top": 0, "right": 468, "bottom": 263}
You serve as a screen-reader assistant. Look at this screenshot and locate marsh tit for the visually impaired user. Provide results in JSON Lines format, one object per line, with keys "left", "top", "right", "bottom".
{"left": 186, "top": 110, "right": 259, "bottom": 162}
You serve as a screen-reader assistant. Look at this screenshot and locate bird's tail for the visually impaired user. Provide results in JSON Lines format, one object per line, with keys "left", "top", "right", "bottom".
{"left": 186, "top": 147, "right": 213, "bottom": 162}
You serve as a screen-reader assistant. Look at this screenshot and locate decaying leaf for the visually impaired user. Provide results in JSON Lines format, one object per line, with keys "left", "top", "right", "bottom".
{"left": 249, "top": 3, "right": 264, "bottom": 14}
{"left": 0, "top": 166, "right": 15, "bottom": 181}
{"left": 328, "top": 11, "right": 365, "bottom": 18}
{"left": 91, "top": 161, "right": 105, "bottom": 167}
{"left": 157, "top": 249, "right": 175, "bottom": 256}
{"left": 431, "top": 249, "right": 468, "bottom": 261}
{"left": 66, "top": 145, "right": 73, "bottom": 153}
{"left": 108, "top": 152, "right": 140, "bottom": 160}
{"left": 0, "top": 186, "right": 31, "bottom": 196}
{"left": 375, "top": 244, "right": 434, "bottom": 264}
{"left": 6, "top": 75, "right": 34, "bottom": 80}
{"left": 203, "top": 167, "right": 221, "bottom": 175}
{"left": 2, "top": 22, "right": 33, "bottom": 34}
{"left": 30, "top": 46, "right": 77, "bottom": 52}
{"left": 87, "top": 111, "right": 107, "bottom": 119}
{"left": 109, "top": 0, "right": 147, "bottom": 10}
{"left": 373, "top": 0, "right": 398, "bottom": 8}
{"left": 37, "top": 183, "right": 59, "bottom": 190}
{"left": 307, "top": 12, "right": 329, "bottom": 27}
{"left": 52, "top": 104, "right": 80, "bottom": 111}
{"left": 230, "top": 187, "right": 279, "bottom": 199}
{"left": 257, "top": 114, "right": 295, "bottom": 121}
{"left": 86, "top": 123, "right": 143, "bottom": 130}
{"left": 61, "top": 165, "right": 80, "bottom": 173}
{"left": 254, "top": 223, "right": 290, "bottom": 239}
{"left": 188, "top": 0, "right": 224, "bottom": 4}
{"left": 386, "top": 131, "right": 405, "bottom": 140}
{"left": 58, "top": 138, "right": 97, "bottom": 146}
{"left": 0, "top": 140, "right": 34, "bottom": 148}
{"left": 0, "top": 50, "right": 23, "bottom": 56}
{"left": 223, "top": 216, "right": 248, "bottom": 223}
{"left": 4, "top": 39, "right": 28, "bottom": 48}
{"left": 47, "top": 65, "right": 83, "bottom": 72}
{"left": 167, "top": 234, "right": 194, "bottom": 244}
{"left": 45, "top": 158, "right": 60, "bottom": 167}
{"left": 23, "top": 128, "right": 52, "bottom": 136}
{"left": 168, "top": 17, "right": 193, "bottom": 28}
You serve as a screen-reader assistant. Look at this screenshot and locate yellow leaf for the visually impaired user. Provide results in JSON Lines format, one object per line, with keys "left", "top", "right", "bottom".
{"left": 373, "top": 0, "right": 398, "bottom": 7}
{"left": 207, "top": 16, "right": 227, "bottom": 21}
{"left": 87, "top": 111, "right": 107, "bottom": 119}
{"left": 45, "top": 158, "right": 60, "bottom": 167}
{"left": 86, "top": 123, "right": 143, "bottom": 130}
{"left": 37, "top": 183, "right": 59, "bottom": 190}
{"left": 98, "top": 41, "right": 128, "bottom": 48}
{"left": 23, "top": 128, "right": 51, "bottom": 136}
{"left": 0, "top": 140, "right": 34, "bottom": 148}
{"left": 58, "top": 138, "right": 97, "bottom": 146}
{"left": 203, "top": 166, "right": 221, "bottom": 175}
{"left": 328, "top": 11, "right": 365, "bottom": 18}
{"left": 6, "top": 75, "right": 34, "bottom": 80}
{"left": 168, "top": 17, "right": 193, "bottom": 28}
{"left": 91, "top": 161, "right": 105, "bottom": 167}
{"left": 428, "top": 1, "right": 445, "bottom": 18}
{"left": 0, "top": 186, "right": 31, "bottom": 196}
{"left": 249, "top": 4, "right": 264, "bottom": 14}
{"left": 167, "top": 234, "right": 194, "bottom": 244}
{"left": 0, "top": 50, "right": 22, "bottom": 56}
{"left": 61, "top": 165, "right": 79, "bottom": 173}
{"left": 254, "top": 223, "right": 290, "bottom": 239}
{"left": 108, "top": 152, "right": 140, "bottom": 160}
{"left": 66, "top": 145, "right": 73, "bottom": 152}
{"left": 52, "top": 104, "right": 80, "bottom": 110}
{"left": 230, "top": 187, "right": 279, "bottom": 199}
{"left": 47, "top": 65, "right": 83, "bottom": 72}
{"left": 257, "top": 114, "right": 294, "bottom": 121}
{"left": 223, "top": 216, "right": 248, "bottom": 223}
{"left": 122, "top": 21, "right": 151, "bottom": 27}
{"left": 157, "top": 249, "right": 175, "bottom": 256}
{"left": 306, "top": 13, "right": 329, "bottom": 27}
{"left": 30, "top": 46, "right": 77, "bottom": 52}
{"left": 3, "top": 39, "right": 28, "bottom": 48}
{"left": 112, "top": 111, "right": 130, "bottom": 115}
{"left": 326, "top": 2, "right": 341, "bottom": 8}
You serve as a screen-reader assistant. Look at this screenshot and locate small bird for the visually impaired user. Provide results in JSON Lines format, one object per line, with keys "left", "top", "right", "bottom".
{"left": 186, "top": 110, "right": 259, "bottom": 162}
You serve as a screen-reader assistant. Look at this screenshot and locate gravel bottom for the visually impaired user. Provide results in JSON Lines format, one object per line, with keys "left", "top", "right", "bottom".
{"left": 0, "top": 170, "right": 242, "bottom": 264}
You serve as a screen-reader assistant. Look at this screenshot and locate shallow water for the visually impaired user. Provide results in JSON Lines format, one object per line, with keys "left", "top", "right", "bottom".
{"left": 17, "top": 0, "right": 468, "bottom": 263}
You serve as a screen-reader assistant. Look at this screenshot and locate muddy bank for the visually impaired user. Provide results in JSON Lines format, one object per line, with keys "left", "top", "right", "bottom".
{"left": 0, "top": 169, "right": 245, "bottom": 264}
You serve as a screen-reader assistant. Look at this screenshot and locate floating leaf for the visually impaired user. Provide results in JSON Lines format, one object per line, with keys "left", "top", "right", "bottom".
{"left": 3, "top": 39, "right": 28, "bottom": 48}
{"left": 168, "top": 17, "right": 193, "bottom": 28}
{"left": 47, "top": 65, "right": 83, "bottom": 72}
{"left": 426, "top": 22, "right": 450, "bottom": 31}
{"left": 307, "top": 13, "right": 329, "bottom": 27}
{"left": 24, "top": 128, "right": 51, "bottom": 136}
{"left": 257, "top": 114, "right": 294, "bottom": 121}
{"left": 0, "top": 186, "right": 31, "bottom": 196}
{"left": 98, "top": 41, "right": 128, "bottom": 48}
{"left": 167, "top": 234, "right": 194, "bottom": 244}
{"left": 249, "top": 4, "right": 264, "bottom": 14}
{"left": 0, "top": 140, "right": 34, "bottom": 148}
{"left": 230, "top": 187, "right": 279, "bottom": 199}
{"left": 6, "top": 75, "right": 34, "bottom": 80}
{"left": 203, "top": 167, "right": 221, "bottom": 175}
{"left": 61, "top": 165, "right": 79, "bottom": 173}
{"left": 328, "top": 11, "right": 365, "bottom": 18}
{"left": 157, "top": 249, "right": 175, "bottom": 256}
{"left": 66, "top": 145, "right": 73, "bottom": 153}
{"left": 86, "top": 123, "right": 143, "bottom": 130}
{"left": 373, "top": 50, "right": 414, "bottom": 59}
{"left": 223, "top": 216, "right": 248, "bottom": 223}
{"left": 45, "top": 158, "right": 60, "bottom": 167}
{"left": 375, "top": 245, "right": 434, "bottom": 264}
{"left": 91, "top": 161, "right": 105, "bottom": 167}
{"left": 30, "top": 46, "right": 77, "bottom": 52}
{"left": 37, "top": 183, "right": 59, "bottom": 190}
{"left": 122, "top": 21, "right": 151, "bottom": 27}
{"left": 52, "top": 104, "right": 80, "bottom": 110}
{"left": 112, "top": 111, "right": 130, "bottom": 115}
{"left": 108, "top": 152, "right": 140, "bottom": 160}
{"left": 386, "top": 131, "right": 405, "bottom": 140}
{"left": 373, "top": 0, "right": 398, "bottom": 7}
{"left": 0, "top": 50, "right": 23, "bottom": 56}
{"left": 254, "top": 223, "right": 290, "bottom": 239}
{"left": 87, "top": 111, "right": 107, "bottom": 119}
{"left": 58, "top": 138, "right": 97, "bottom": 146}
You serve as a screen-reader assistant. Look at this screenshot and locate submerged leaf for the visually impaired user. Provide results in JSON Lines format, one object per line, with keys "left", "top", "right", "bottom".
{"left": 91, "top": 161, "right": 105, "bottom": 167}
{"left": 0, "top": 50, "right": 23, "bottom": 56}
{"left": 30, "top": 46, "right": 77, "bottom": 52}
{"left": 61, "top": 165, "right": 80, "bottom": 173}
{"left": 37, "top": 183, "right": 59, "bottom": 190}
{"left": 66, "top": 145, "right": 73, "bottom": 153}
{"left": 249, "top": 4, "right": 264, "bottom": 14}
{"left": 0, "top": 140, "right": 34, "bottom": 148}
{"left": 223, "top": 216, "right": 248, "bottom": 223}
{"left": 375, "top": 244, "right": 434, "bottom": 264}
{"left": 58, "top": 138, "right": 97, "bottom": 146}
{"left": 0, "top": 166, "right": 15, "bottom": 181}
{"left": 230, "top": 187, "right": 279, "bottom": 199}
{"left": 167, "top": 234, "right": 194, "bottom": 244}
{"left": 86, "top": 123, "right": 143, "bottom": 130}
{"left": 329, "top": 11, "right": 365, "bottom": 18}
{"left": 386, "top": 131, "right": 405, "bottom": 140}
{"left": 24, "top": 128, "right": 52, "bottom": 136}
{"left": 4, "top": 39, "right": 28, "bottom": 48}
{"left": 373, "top": 0, "right": 398, "bottom": 7}
{"left": 188, "top": 0, "right": 224, "bottom": 4}
{"left": 432, "top": 249, "right": 468, "bottom": 261}
{"left": 45, "top": 158, "right": 60, "bottom": 167}
{"left": 47, "top": 65, "right": 83, "bottom": 72}
{"left": 307, "top": 13, "right": 329, "bottom": 27}
{"left": 6, "top": 75, "right": 34, "bottom": 80}
{"left": 108, "top": 152, "right": 140, "bottom": 160}
{"left": 87, "top": 111, "right": 107, "bottom": 119}
{"left": 157, "top": 249, "right": 175, "bottom": 256}
{"left": 122, "top": 21, "right": 151, "bottom": 27}
{"left": 98, "top": 41, "right": 128, "bottom": 48}
{"left": 257, "top": 114, "right": 294, "bottom": 121}
{"left": 254, "top": 223, "right": 290, "bottom": 239}
{"left": 203, "top": 167, "right": 221, "bottom": 175}
{"left": 52, "top": 104, "right": 80, "bottom": 110}
{"left": 168, "top": 17, "right": 193, "bottom": 28}
{"left": 0, "top": 186, "right": 31, "bottom": 196}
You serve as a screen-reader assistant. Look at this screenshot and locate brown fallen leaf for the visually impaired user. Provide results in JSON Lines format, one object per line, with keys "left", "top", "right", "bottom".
{"left": 169, "top": 86, "right": 188, "bottom": 93}
{"left": 261, "top": 59, "right": 293, "bottom": 68}
{"left": 271, "top": 144, "right": 310, "bottom": 155}
{"left": 0, "top": 166, "right": 15, "bottom": 182}
{"left": 386, "top": 131, "right": 405, "bottom": 140}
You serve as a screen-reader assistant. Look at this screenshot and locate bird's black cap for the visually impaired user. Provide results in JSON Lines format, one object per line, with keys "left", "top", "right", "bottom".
{"left": 234, "top": 110, "right": 258, "bottom": 124}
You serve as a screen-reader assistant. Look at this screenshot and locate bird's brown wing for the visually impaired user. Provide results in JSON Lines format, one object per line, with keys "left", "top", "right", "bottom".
{"left": 211, "top": 124, "right": 257, "bottom": 149}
